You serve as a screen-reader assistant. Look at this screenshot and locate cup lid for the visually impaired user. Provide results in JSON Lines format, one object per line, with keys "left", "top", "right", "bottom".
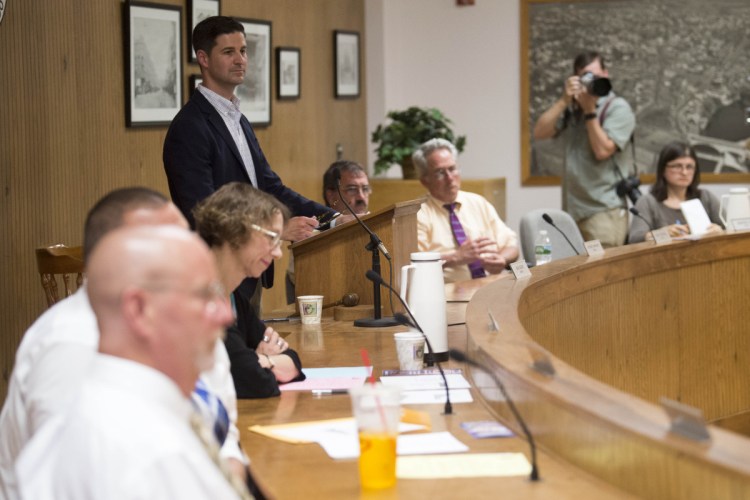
{"left": 410, "top": 251, "right": 441, "bottom": 261}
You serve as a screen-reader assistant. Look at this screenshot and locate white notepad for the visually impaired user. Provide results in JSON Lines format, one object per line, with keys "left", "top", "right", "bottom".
{"left": 680, "top": 199, "right": 712, "bottom": 235}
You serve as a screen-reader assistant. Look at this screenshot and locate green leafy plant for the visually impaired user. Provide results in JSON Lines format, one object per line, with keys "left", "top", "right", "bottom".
{"left": 371, "top": 107, "right": 466, "bottom": 178}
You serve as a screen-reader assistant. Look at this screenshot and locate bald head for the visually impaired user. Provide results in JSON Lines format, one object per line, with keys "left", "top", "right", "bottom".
{"left": 88, "top": 225, "right": 232, "bottom": 395}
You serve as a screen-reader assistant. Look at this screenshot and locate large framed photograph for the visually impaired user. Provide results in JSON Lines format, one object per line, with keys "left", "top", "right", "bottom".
{"left": 521, "top": 0, "right": 750, "bottom": 186}
{"left": 123, "top": 1, "right": 182, "bottom": 127}
{"left": 187, "top": 0, "right": 220, "bottom": 63}
{"left": 237, "top": 18, "right": 272, "bottom": 126}
{"left": 334, "top": 30, "right": 360, "bottom": 98}
{"left": 276, "top": 47, "right": 300, "bottom": 100}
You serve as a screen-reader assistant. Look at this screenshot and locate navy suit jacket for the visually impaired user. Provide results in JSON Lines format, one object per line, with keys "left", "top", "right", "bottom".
{"left": 163, "top": 89, "right": 333, "bottom": 289}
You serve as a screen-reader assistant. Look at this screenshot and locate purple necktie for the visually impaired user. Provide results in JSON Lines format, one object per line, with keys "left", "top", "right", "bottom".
{"left": 444, "top": 203, "right": 486, "bottom": 279}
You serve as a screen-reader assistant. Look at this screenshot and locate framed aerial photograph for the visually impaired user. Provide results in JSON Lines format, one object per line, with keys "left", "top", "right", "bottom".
{"left": 334, "top": 30, "right": 360, "bottom": 98}
{"left": 521, "top": 0, "right": 750, "bottom": 186}
{"left": 236, "top": 18, "right": 272, "bottom": 126}
{"left": 123, "top": 1, "right": 182, "bottom": 127}
{"left": 187, "top": 0, "right": 220, "bottom": 63}
{"left": 276, "top": 47, "right": 300, "bottom": 100}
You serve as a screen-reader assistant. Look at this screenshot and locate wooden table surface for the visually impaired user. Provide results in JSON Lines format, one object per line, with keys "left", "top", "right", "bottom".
{"left": 237, "top": 315, "right": 632, "bottom": 499}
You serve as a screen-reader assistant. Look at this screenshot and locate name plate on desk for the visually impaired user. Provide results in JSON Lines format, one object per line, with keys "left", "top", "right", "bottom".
{"left": 732, "top": 218, "right": 750, "bottom": 231}
{"left": 584, "top": 240, "right": 605, "bottom": 257}
{"left": 651, "top": 228, "right": 672, "bottom": 245}
{"left": 509, "top": 260, "right": 531, "bottom": 280}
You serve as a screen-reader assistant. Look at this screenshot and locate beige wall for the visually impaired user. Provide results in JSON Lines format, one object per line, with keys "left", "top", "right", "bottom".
{"left": 0, "top": 0, "right": 366, "bottom": 401}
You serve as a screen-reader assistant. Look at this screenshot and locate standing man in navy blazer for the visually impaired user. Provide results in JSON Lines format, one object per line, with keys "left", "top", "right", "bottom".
{"left": 163, "top": 16, "right": 335, "bottom": 303}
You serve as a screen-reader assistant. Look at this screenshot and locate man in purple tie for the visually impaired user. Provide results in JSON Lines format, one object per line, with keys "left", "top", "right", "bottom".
{"left": 413, "top": 138, "right": 519, "bottom": 283}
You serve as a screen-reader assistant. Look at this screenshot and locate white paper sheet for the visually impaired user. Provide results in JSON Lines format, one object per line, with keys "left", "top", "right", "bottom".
{"left": 680, "top": 198, "right": 712, "bottom": 235}
{"left": 397, "top": 453, "right": 532, "bottom": 479}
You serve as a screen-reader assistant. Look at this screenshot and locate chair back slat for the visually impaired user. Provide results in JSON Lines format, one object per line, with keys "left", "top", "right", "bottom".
{"left": 35, "top": 245, "right": 84, "bottom": 307}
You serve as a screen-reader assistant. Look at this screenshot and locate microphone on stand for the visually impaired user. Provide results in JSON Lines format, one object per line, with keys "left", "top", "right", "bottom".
{"left": 448, "top": 349, "right": 540, "bottom": 481}
{"left": 541, "top": 213, "right": 580, "bottom": 256}
{"left": 629, "top": 207, "right": 655, "bottom": 241}
{"left": 334, "top": 170, "right": 397, "bottom": 327}
{"left": 365, "top": 270, "right": 453, "bottom": 415}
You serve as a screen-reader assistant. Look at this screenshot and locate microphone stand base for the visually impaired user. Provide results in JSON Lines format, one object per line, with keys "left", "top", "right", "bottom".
{"left": 354, "top": 316, "right": 400, "bottom": 328}
{"left": 424, "top": 351, "right": 450, "bottom": 365}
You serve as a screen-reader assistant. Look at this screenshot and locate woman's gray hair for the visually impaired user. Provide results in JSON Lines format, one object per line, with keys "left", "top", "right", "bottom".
{"left": 411, "top": 138, "right": 458, "bottom": 177}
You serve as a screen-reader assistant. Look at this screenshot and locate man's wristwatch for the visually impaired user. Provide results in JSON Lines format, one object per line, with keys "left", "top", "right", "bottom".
{"left": 583, "top": 113, "right": 597, "bottom": 121}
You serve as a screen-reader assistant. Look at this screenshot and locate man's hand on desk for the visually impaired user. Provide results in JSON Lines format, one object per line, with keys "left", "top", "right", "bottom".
{"left": 447, "top": 237, "right": 497, "bottom": 267}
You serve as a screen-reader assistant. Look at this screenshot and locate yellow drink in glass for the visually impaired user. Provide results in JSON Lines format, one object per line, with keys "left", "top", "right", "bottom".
{"left": 358, "top": 431, "right": 397, "bottom": 489}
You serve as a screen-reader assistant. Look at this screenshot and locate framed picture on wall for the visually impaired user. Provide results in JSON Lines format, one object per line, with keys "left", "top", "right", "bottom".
{"left": 276, "top": 47, "right": 300, "bottom": 100}
{"left": 189, "top": 74, "right": 203, "bottom": 97}
{"left": 123, "top": 1, "right": 183, "bottom": 127}
{"left": 236, "top": 18, "right": 272, "bottom": 126}
{"left": 187, "top": 0, "right": 220, "bottom": 63}
{"left": 521, "top": 0, "right": 750, "bottom": 186}
{"left": 334, "top": 30, "right": 360, "bottom": 98}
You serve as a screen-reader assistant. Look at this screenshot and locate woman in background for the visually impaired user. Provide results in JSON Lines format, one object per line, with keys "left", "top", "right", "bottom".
{"left": 194, "top": 182, "right": 304, "bottom": 398}
{"left": 628, "top": 141, "right": 723, "bottom": 243}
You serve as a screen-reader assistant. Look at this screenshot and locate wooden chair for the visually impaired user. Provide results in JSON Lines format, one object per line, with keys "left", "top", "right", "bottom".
{"left": 35, "top": 244, "right": 84, "bottom": 307}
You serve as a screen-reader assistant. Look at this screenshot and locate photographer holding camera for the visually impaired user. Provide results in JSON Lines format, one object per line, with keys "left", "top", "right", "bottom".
{"left": 534, "top": 51, "right": 636, "bottom": 247}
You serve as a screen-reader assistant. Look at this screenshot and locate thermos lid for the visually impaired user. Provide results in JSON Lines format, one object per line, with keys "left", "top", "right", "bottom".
{"left": 410, "top": 251, "right": 441, "bottom": 261}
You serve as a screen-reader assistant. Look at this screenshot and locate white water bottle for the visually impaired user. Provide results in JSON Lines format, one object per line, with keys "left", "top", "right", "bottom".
{"left": 534, "top": 230, "right": 552, "bottom": 266}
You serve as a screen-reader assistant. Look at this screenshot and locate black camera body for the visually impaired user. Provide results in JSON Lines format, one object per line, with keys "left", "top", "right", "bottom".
{"left": 580, "top": 72, "right": 612, "bottom": 97}
{"left": 616, "top": 175, "right": 642, "bottom": 204}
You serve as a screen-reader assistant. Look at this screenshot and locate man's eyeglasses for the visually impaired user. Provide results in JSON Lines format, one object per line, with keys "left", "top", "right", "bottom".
{"left": 431, "top": 166, "right": 461, "bottom": 180}
{"left": 342, "top": 185, "right": 372, "bottom": 196}
{"left": 144, "top": 281, "right": 227, "bottom": 312}
{"left": 251, "top": 224, "right": 282, "bottom": 248}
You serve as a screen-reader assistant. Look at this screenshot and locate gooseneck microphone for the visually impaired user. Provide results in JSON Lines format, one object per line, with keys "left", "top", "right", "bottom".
{"left": 365, "top": 270, "right": 453, "bottom": 415}
{"left": 448, "top": 349, "right": 540, "bottom": 481}
{"left": 335, "top": 171, "right": 398, "bottom": 327}
{"left": 541, "top": 213, "right": 580, "bottom": 256}
{"left": 629, "top": 207, "right": 655, "bottom": 237}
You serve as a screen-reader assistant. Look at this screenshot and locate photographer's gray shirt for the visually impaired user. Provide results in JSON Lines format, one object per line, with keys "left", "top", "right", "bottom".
{"left": 557, "top": 92, "right": 636, "bottom": 221}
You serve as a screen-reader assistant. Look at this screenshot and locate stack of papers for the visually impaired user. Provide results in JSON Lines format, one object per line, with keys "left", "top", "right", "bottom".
{"left": 380, "top": 373, "right": 474, "bottom": 405}
{"left": 280, "top": 366, "right": 370, "bottom": 392}
{"left": 249, "top": 418, "right": 468, "bottom": 460}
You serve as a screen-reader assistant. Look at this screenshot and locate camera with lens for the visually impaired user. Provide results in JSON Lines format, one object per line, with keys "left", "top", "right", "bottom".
{"left": 579, "top": 71, "right": 612, "bottom": 97}
{"left": 616, "top": 175, "right": 642, "bottom": 204}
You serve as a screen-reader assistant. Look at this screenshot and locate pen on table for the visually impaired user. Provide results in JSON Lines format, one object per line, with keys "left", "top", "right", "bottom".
{"left": 263, "top": 317, "right": 293, "bottom": 323}
{"left": 312, "top": 389, "right": 349, "bottom": 396}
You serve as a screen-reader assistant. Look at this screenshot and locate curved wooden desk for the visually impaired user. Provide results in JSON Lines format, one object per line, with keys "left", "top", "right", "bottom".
{"left": 237, "top": 321, "right": 632, "bottom": 498}
{"left": 464, "top": 232, "right": 750, "bottom": 499}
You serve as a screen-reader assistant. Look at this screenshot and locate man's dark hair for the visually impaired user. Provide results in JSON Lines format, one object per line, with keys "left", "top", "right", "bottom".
{"left": 573, "top": 51, "right": 606, "bottom": 74}
{"left": 322, "top": 160, "right": 366, "bottom": 205}
{"left": 83, "top": 187, "right": 169, "bottom": 263}
{"left": 192, "top": 16, "right": 244, "bottom": 55}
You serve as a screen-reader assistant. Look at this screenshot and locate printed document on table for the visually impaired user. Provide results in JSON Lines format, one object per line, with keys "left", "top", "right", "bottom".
{"left": 379, "top": 373, "right": 471, "bottom": 391}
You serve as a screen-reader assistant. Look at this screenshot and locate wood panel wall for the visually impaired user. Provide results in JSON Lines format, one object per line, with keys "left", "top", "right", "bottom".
{"left": 0, "top": 0, "right": 366, "bottom": 403}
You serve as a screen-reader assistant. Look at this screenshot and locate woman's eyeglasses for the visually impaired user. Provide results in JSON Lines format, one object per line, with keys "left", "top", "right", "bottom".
{"left": 250, "top": 224, "right": 282, "bottom": 248}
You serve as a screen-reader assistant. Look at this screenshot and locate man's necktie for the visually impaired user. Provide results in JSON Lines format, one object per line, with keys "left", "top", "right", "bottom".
{"left": 444, "top": 203, "right": 486, "bottom": 279}
{"left": 192, "top": 378, "right": 230, "bottom": 446}
{"left": 190, "top": 413, "right": 255, "bottom": 500}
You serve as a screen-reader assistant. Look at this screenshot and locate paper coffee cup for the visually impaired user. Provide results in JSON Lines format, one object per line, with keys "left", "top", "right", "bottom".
{"left": 297, "top": 295, "right": 323, "bottom": 324}
{"left": 393, "top": 332, "right": 425, "bottom": 371}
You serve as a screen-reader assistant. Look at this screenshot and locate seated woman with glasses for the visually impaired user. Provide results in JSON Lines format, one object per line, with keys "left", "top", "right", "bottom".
{"left": 193, "top": 182, "right": 305, "bottom": 398}
{"left": 628, "top": 141, "right": 723, "bottom": 243}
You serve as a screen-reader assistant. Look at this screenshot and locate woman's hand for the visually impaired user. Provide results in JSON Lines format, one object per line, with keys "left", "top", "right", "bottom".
{"left": 256, "top": 327, "right": 288, "bottom": 355}
{"left": 704, "top": 223, "right": 724, "bottom": 236}
{"left": 666, "top": 223, "right": 690, "bottom": 237}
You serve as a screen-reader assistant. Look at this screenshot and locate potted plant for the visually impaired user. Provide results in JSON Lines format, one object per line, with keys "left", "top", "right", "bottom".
{"left": 371, "top": 107, "right": 466, "bottom": 179}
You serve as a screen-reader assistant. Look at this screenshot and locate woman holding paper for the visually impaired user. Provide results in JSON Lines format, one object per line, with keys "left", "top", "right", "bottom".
{"left": 194, "top": 182, "right": 305, "bottom": 398}
{"left": 628, "top": 141, "right": 723, "bottom": 243}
